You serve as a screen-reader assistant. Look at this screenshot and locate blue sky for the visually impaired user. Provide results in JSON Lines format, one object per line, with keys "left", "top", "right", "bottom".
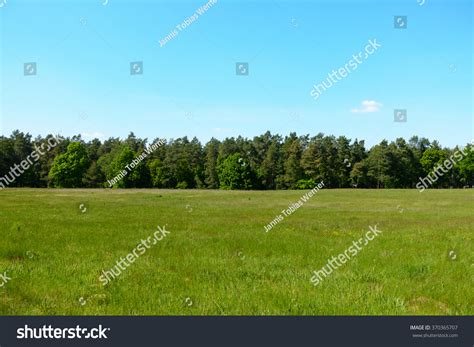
{"left": 0, "top": 0, "right": 472, "bottom": 147}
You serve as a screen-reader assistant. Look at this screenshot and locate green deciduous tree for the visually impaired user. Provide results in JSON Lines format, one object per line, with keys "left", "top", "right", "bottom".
{"left": 217, "top": 153, "right": 255, "bottom": 190}
{"left": 49, "top": 142, "right": 90, "bottom": 188}
{"left": 457, "top": 144, "right": 474, "bottom": 186}
{"left": 108, "top": 146, "right": 150, "bottom": 188}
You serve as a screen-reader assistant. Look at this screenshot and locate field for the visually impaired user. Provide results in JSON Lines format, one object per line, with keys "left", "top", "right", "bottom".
{"left": 0, "top": 189, "right": 472, "bottom": 315}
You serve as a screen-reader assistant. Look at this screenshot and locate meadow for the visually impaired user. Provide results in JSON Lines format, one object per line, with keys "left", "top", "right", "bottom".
{"left": 0, "top": 189, "right": 472, "bottom": 315}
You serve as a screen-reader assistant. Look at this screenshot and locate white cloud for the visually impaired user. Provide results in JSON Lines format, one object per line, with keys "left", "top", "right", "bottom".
{"left": 351, "top": 100, "right": 382, "bottom": 113}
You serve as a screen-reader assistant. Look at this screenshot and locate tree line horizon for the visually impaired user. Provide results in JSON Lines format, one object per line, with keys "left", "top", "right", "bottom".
{"left": 0, "top": 130, "right": 472, "bottom": 190}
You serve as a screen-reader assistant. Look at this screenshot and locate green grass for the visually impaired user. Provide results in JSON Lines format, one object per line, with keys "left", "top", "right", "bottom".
{"left": 0, "top": 189, "right": 472, "bottom": 315}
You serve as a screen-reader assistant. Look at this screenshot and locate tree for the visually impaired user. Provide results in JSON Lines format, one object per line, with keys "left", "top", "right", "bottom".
{"left": 420, "top": 148, "right": 449, "bottom": 188}
{"left": 420, "top": 148, "right": 447, "bottom": 173}
{"left": 189, "top": 137, "right": 205, "bottom": 188}
{"left": 148, "top": 159, "right": 165, "bottom": 188}
{"left": 49, "top": 142, "right": 90, "bottom": 188}
{"left": 162, "top": 137, "right": 196, "bottom": 188}
{"left": 365, "top": 141, "right": 391, "bottom": 188}
{"left": 83, "top": 161, "right": 104, "bottom": 188}
{"left": 204, "top": 138, "right": 220, "bottom": 188}
{"left": 260, "top": 140, "right": 282, "bottom": 189}
{"left": 457, "top": 143, "right": 474, "bottom": 186}
{"left": 217, "top": 153, "right": 255, "bottom": 190}
{"left": 0, "top": 135, "right": 16, "bottom": 187}
{"left": 336, "top": 136, "right": 352, "bottom": 188}
{"left": 0, "top": 129, "right": 470, "bottom": 190}
{"left": 35, "top": 134, "right": 69, "bottom": 187}
{"left": 350, "top": 161, "right": 370, "bottom": 188}
{"left": 279, "top": 133, "right": 303, "bottom": 189}
{"left": 108, "top": 146, "right": 150, "bottom": 188}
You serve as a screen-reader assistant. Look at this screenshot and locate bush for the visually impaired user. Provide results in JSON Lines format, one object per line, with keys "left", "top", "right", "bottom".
{"left": 296, "top": 179, "right": 316, "bottom": 189}
{"left": 176, "top": 181, "right": 188, "bottom": 189}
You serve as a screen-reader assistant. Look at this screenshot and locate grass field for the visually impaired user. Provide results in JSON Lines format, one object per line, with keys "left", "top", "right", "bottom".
{"left": 0, "top": 189, "right": 472, "bottom": 315}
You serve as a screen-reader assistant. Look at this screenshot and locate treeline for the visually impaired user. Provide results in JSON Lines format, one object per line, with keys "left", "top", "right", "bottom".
{"left": 0, "top": 130, "right": 472, "bottom": 189}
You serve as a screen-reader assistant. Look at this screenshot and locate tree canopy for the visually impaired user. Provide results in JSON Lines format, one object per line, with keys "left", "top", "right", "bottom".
{"left": 0, "top": 131, "right": 472, "bottom": 189}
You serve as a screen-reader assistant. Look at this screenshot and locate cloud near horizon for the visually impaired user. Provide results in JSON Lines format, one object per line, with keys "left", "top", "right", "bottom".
{"left": 351, "top": 100, "right": 382, "bottom": 113}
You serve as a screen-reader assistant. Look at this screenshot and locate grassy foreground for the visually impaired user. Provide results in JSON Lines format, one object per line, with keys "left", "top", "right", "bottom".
{"left": 0, "top": 188, "right": 472, "bottom": 315}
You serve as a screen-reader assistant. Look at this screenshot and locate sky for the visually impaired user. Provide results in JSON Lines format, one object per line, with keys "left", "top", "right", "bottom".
{"left": 0, "top": 0, "right": 472, "bottom": 147}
